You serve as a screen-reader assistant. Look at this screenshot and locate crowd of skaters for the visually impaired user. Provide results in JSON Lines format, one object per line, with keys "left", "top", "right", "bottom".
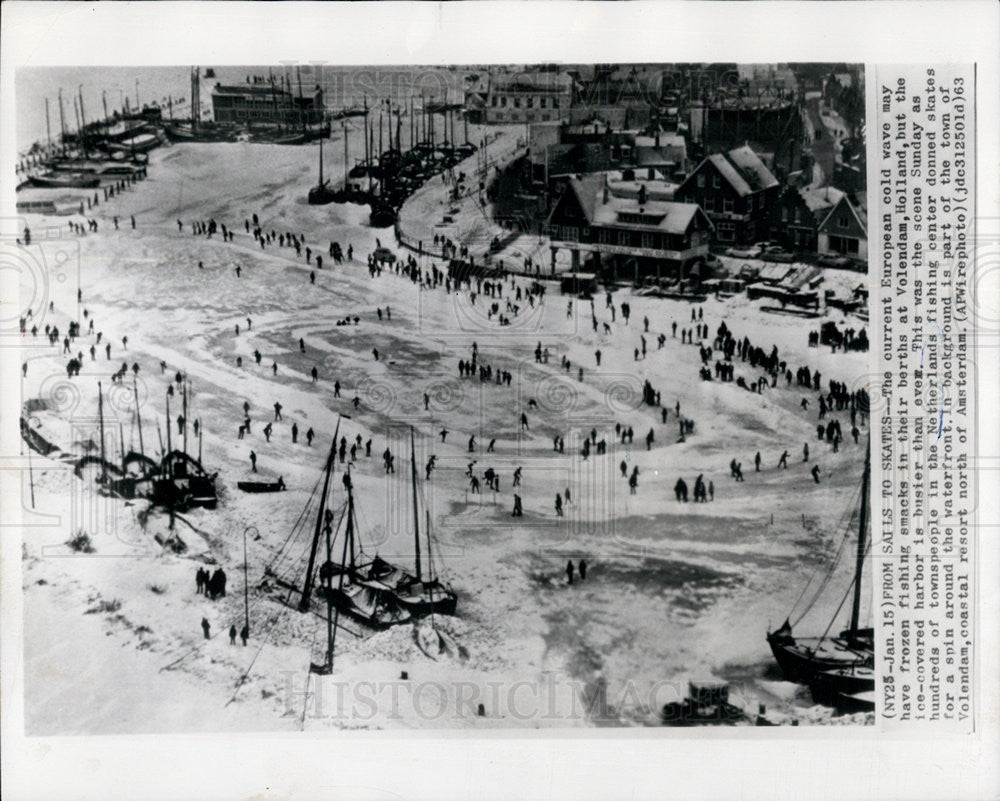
{"left": 22, "top": 192, "right": 871, "bottom": 603}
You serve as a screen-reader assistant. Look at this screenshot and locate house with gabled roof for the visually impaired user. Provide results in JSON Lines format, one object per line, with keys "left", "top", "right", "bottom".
{"left": 817, "top": 193, "right": 867, "bottom": 261}
{"left": 674, "top": 145, "right": 780, "bottom": 245}
{"left": 544, "top": 175, "right": 713, "bottom": 282}
{"left": 771, "top": 185, "right": 844, "bottom": 251}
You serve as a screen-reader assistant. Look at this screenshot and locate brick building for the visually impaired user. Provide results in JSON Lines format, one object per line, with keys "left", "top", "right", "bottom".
{"left": 674, "top": 145, "right": 779, "bottom": 245}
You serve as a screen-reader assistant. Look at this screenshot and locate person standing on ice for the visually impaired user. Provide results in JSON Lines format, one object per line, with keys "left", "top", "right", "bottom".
{"left": 512, "top": 494, "right": 523, "bottom": 517}
{"left": 263, "top": 423, "right": 272, "bottom": 442}
{"left": 311, "top": 366, "right": 318, "bottom": 383}
{"left": 273, "top": 402, "right": 282, "bottom": 421}
{"left": 646, "top": 429, "right": 655, "bottom": 451}
{"left": 811, "top": 465, "right": 821, "bottom": 484}
{"left": 803, "top": 443, "right": 810, "bottom": 461}
{"left": 778, "top": 450, "right": 789, "bottom": 469}
{"left": 201, "top": 617, "right": 211, "bottom": 639}
{"left": 520, "top": 412, "right": 529, "bottom": 431}
{"left": 306, "top": 428, "right": 314, "bottom": 447}
{"left": 754, "top": 452, "right": 762, "bottom": 472}
{"left": 555, "top": 494, "right": 563, "bottom": 517}
{"left": 240, "top": 625, "right": 249, "bottom": 646}
{"left": 291, "top": 423, "right": 298, "bottom": 444}
{"left": 249, "top": 450, "right": 257, "bottom": 472}
{"left": 229, "top": 625, "right": 237, "bottom": 645}
{"left": 565, "top": 560, "right": 574, "bottom": 584}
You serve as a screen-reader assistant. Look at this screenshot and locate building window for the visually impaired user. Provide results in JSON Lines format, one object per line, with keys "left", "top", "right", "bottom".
{"left": 617, "top": 231, "right": 629, "bottom": 246}
{"left": 713, "top": 173, "right": 720, "bottom": 189}
{"left": 501, "top": 96, "right": 507, "bottom": 107}
{"left": 540, "top": 97, "right": 547, "bottom": 109}
{"left": 492, "top": 96, "right": 498, "bottom": 107}
{"left": 642, "top": 233, "right": 656, "bottom": 249}
{"left": 723, "top": 197, "right": 734, "bottom": 213}
{"left": 514, "top": 97, "right": 520, "bottom": 109}
{"left": 697, "top": 173, "right": 705, "bottom": 188}
{"left": 794, "top": 208, "right": 802, "bottom": 224}
{"left": 781, "top": 207, "right": 789, "bottom": 222}
{"left": 839, "top": 215, "right": 849, "bottom": 228}
{"left": 704, "top": 196, "right": 714, "bottom": 212}
{"left": 527, "top": 97, "right": 534, "bottom": 108}
{"left": 599, "top": 228, "right": 613, "bottom": 245}
{"left": 717, "top": 222, "right": 735, "bottom": 242}
{"left": 748, "top": 196, "right": 754, "bottom": 212}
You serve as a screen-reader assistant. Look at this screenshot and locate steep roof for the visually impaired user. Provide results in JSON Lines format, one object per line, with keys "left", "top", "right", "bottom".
{"left": 798, "top": 186, "right": 844, "bottom": 214}
{"left": 818, "top": 194, "right": 868, "bottom": 236}
{"left": 725, "top": 145, "right": 780, "bottom": 192}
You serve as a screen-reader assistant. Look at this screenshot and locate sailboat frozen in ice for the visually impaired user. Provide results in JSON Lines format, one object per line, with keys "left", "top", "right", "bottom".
{"left": 766, "top": 441, "right": 873, "bottom": 711}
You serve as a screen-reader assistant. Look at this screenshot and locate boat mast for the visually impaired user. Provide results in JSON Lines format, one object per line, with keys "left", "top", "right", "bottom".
{"left": 297, "top": 66, "right": 305, "bottom": 135}
{"left": 133, "top": 376, "right": 145, "bottom": 460}
{"left": 165, "top": 390, "right": 172, "bottom": 454}
{"left": 363, "top": 97, "right": 371, "bottom": 194}
{"left": 848, "top": 438, "right": 871, "bottom": 641}
{"left": 299, "top": 418, "right": 340, "bottom": 612}
{"left": 98, "top": 381, "right": 106, "bottom": 484}
{"left": 182, "top": 381, "right": 188, "bottom": 455}
{"left": 345, "top": 470, "right": 357, "bottom": 574}
{"left": 342, "top": 120, "right": 348, "bottom": 190}
{"left": 410, "top": 427, "right": 422, "bottom": 582}
{"left": 78, "top": 85, "right": 87, "bottom": 157}
{"left": 58, "top": 90, "right": 66, "bottom": 156}
{"left": 318, "top": 135, "right": 324, "bottom": 186}
{"left": 45, "top": 98, "right": 51, "bottom": 154}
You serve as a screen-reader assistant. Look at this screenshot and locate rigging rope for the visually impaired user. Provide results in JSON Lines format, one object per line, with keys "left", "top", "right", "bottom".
{"left": 789, "top": 480, "right": 862, "bottom": 627}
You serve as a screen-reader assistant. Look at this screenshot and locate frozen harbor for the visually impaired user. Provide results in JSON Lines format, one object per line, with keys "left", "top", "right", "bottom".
{"left": 17, "top": 118, "right": 872, "bottom": 734}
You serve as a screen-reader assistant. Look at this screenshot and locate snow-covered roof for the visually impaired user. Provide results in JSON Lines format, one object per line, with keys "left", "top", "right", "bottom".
{"left": 798, "top": 186, "right": 843, "bottom": 214}
{"left": 697, "top": 145, "right": 779, "bottom": 198}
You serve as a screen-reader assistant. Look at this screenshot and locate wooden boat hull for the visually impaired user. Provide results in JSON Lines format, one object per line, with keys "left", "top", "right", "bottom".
{"left": 834, "top": 690, "right": 875, "bottom": 714}
{"left": 767, "top": 631, "right": 869, "bottom": 685}
{"left": 809, "top": 666, "right": 874, "bottom": 706}
{"left": 237, "top": 480, "right": 285, "bottom": 493}
{"left": 307, "top": 185, "right": 339, "bottom": 205}
{"left": 29, "top": 173, "right": 100, "bottom": 189}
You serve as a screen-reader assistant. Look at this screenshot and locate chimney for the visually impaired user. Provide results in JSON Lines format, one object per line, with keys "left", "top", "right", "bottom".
{"left": 655, "top": 129, "right": 660, "bottom": 148}
{"left": 603, "top": 172, "right": 609, "bottom": 204}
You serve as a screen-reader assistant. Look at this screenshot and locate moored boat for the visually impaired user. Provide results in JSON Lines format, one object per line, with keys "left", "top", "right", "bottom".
{"left": 29, "top": 172, "right": 101, "bottom": 189}
{"left": 766, "top": 441, "right": 872, "bottom": 696}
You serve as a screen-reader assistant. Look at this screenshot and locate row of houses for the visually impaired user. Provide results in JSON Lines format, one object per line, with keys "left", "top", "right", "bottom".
{"left": 543, "top": 143, "right": 867, "bottom": 282}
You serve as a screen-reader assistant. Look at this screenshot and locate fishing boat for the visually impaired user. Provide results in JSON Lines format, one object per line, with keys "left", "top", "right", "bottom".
{"left": 369, "top": 198, "right": 397, "bottom": 228}
{"left": 163, "top": 122, "right": 238, "bottom": 143}
{"left": 307, "top": 136, "right": 338, "bottom": 205}
{"left": 29, "top": 172, "right": 101, "bottom": 189}
{"left": 266, "top": 419, "right": 411, "bottom": 629}
{"left": 107, "top": 132, "right": 162, "bottom": 154}
{"left": 808, "top": 662, "right": 874, "bottom": 706}
{"left": 268, "top": 424, "right": 455, "bottom": 628}
{"left": 237, "top": 477, "right": 286, "bottom": 493}
{"left": 766, "top": 442, "right": 872, "bottom": 690}
{"left": 386, "top": 428, "right": 457, "bottom": 616}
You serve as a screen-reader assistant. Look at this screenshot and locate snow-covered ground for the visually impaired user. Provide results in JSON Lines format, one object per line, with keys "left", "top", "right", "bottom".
{"left": 16, "top": 140, "right": 873, "bottom": 733}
